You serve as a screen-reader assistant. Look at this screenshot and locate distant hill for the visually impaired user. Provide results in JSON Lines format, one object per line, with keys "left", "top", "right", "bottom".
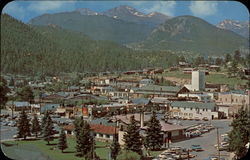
{"left": 28, "top": 11, "right": 154, "bottom": 44}
{"left": 130, "top": 16, "right": 249, "bottom": 56}
{"left": 216, "top": 19, "right": 249, "bottom": 38}
{"left": 102, "top": 5, "right": 171, "bottom": 27}
{"left": 1, "top": 14, "right": 178, "bottom": 75}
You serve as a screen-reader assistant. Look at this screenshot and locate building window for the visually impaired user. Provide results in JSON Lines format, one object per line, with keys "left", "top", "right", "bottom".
{"left": 99, "top": 134, "right": 103, "bottom": 137}
{"left": 203, "top": 109, "right": 205, "bottom": 111}
{"left": 106, "top": 135, "right": 110, "bottom": 138}
{"left": 236, "top": 99, "right": 238, "bottom": 102}
{"left": 190, "top": 107, "right": 193, "bottom": 110}
{"left": 184, "top": 107, "right": 186, "bottom": 110}
{"left": 178, "top": 107, "right": 180, "bottom": 109}
{"left": 225, "top": 98, "right": 227, "bottom": 102}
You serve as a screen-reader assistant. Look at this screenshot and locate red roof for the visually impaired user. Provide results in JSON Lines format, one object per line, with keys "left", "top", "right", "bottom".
{"left": 63, "top": 124, "right": 118, "bottom": 135}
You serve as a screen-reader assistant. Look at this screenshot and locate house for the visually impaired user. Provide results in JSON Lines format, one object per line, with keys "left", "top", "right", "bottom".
{"left": 178, "top": 62, "right": 191, "bottom": 68}
{"left": 205, "top": 83, "right": 221, "bottom": 92}
{"left": 112, "top": 113, "right": 188, "bottom": 145}
{"left": 63, "top": 123, "right": 118, "bottom": 142}
{"left": 183, "top": 68, "right": 195, "bottom": 74}
{"left": 209, "top": 65, "right": 220, "bottom": 71}
{"left": 170, "top": 101, "right": 218, "bottom": 120}
{"left": 6, "top": 101, "right": 30, "bottom": 112}
{"left": 139, "top": 79, "right": 155, "bottom": 87}
{"left": 41, "top": 92, "right": 69, "bottom": 103}
{"left": 216, "top": 90, "right": 250, "bottom": 111}
{"left": 178, "top": 93, "right": 212, "bottom": 103}
{"left": 134, "top": 85, "right": 189, "bottom": 98}
{"left": 40, "top": 103, "right": 60, "bottom": 114}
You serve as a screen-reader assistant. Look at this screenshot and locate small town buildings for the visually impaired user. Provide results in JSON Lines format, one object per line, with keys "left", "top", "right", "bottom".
{"left": 170, "top": 101, "right": 218, "bottom": 120}
{"left": 40, "top": 103, "right": 60, "bottom": 114}
{"left": 178, "top": 93, "right": 212, "bottom": 103}
{"left": 112, "top": 113, "right": 188, "bottom": 145}
{"left": 217, "top": 90, "right": 250, "bottom": 107}
{"left": 134, "top": 85, "right": 190, "bottom": 98}
{"left": 63, "top": 123, "right": 118, "bottom": 142}
{"left": 139, "top": 79, "right": 155, "bottom": 87}
{"left": 6, "top": 101, "right": 30, "bottom": 112}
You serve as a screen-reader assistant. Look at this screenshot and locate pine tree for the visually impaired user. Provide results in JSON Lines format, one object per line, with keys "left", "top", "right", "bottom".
{"left": 17, "top": 109, "right": 31, "bottom": 139}
{"left": 31, "top": 114, "right": 41, "bottom": 137}
{"left": 74, "top": 117, "right": 94, "bottom": 158}
{"left": 58, "top": 128, "right": 68, "bottom": 153}
{"left": 123, "top": 116, "right": 143, "bottom": 155}
{"left": 41, "top": 111, "right": 49, "bottom": 135}
{"left": 43, "top": 113, "right": 55, "bottom": 145}
{"left": 111, "top": 135, "right": 121, "bottom": 160}
{"left": 228, "top": 107, "right": 250, "bottom": 159}
{"left": 0, "top": 77, "right": 10, "bottom": 109}
{"left": 144, "top": 111, "right": 163, "bottom": 151}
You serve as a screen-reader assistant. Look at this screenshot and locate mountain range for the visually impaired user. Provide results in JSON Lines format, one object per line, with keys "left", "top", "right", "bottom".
{"left": 1, "top": 13, "right": 178, "bottom": 75}
{"left": 216, "top": 19, "right": 249, "bottom": 38}
{"left": 28, "top": 5, "right": 249, "bottom": 56}
{"left": 131, "top": 16, "right": 248, "bottom": 56}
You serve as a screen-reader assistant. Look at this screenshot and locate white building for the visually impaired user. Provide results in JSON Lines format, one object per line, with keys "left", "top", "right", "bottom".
{"left": 185, "top": 70, "right": 205, "bottom": 91}
{"left": 178, "top": 93, "right": 212, "bottom": 103}
{"left": 170, "top": 101, "right": 218, "bottom": 120}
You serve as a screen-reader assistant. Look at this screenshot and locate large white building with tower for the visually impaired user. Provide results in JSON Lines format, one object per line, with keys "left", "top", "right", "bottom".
{"left": 185, "top": 70, "right": 205, "bottom": 91}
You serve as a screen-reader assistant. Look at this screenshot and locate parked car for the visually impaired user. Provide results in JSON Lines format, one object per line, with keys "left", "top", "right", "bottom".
{"left": 191, "top": 144, "right": 203, "bottom": 151}
{"left": 202, "top": 117, "right": 209, "bottom": 121}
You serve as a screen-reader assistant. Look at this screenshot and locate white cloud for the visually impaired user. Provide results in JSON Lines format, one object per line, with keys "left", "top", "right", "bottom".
{"left": 189, "top": 1, "right": 218, "bottom": 17}
{"left": 27, "top": 1, "right": 76, "bottom": 13}
{"left": 130, "top": 1, "right": 176, "bottom": 16}
{"left": 2, "top": 2, "right": 26, "bottom": 19}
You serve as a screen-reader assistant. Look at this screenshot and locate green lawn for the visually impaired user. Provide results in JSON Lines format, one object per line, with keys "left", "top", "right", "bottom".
{"left": 2, "top": 137, "right": 162, "bottom": 160}
{"left": 2, "top": 137, "right": 110, "bottom": 160}
{"left": 163, "top": 71, "right": 191, "bottom": 79}
{"left": 163, "top": 71, "right": 247, "bottom": 88}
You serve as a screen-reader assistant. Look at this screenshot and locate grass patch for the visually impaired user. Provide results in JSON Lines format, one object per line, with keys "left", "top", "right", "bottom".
{"left": 2, "top": 137, "right": 111, "bottom": 160}
{"left": 163, "top": 71, "right": 191, "bottom": 79}
{"left": 163, "top": 70, "right": 247, "bottom": 88}
{"left": 2, "top": 138, "right": 163, "bottom": 160}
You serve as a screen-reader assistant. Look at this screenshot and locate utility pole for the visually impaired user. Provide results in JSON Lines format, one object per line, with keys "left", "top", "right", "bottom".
{"left": 216, "top": 127, "right": 221, "bottom": 160}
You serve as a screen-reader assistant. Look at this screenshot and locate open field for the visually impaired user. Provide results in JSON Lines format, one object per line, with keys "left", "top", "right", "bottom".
{"left": 163, "top": 71, "right": 247, "bottom": 88}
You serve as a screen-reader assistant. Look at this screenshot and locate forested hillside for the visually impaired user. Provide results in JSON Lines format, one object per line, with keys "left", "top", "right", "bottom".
{"left": 29, "top": 11, "right": 154, "bottom": 44}
{"left": 131, "top": 16, "right": 249, "bottom": 56}
{"left": 1, "top": 14, "right": 179, "bottom": 76}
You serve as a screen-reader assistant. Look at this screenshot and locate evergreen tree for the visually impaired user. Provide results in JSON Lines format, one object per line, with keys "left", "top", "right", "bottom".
{"left": 144, "top": 111, "right": 163, "bottom": 151}
{"left": 17, "top": 86, "right": 34, "bottom": 103}
{"left": 31, "top": 114, "right": 41, "bottom": 137}
{"left": 43, "top": 113, "right": 55, "bottom": 144}
{"left": 17, "top": 109, "right": 31, "bottom": 139}
{"left": 41, "top": 111, "right": 49, "bottom": 135}
{"left": 228, "top": 108, "right": 250, "bottom": 159}
{"left": 123, "top": 116, "right": 143, "bottom": 155}
{"left": 0, "top": 77, "right": 10, "bottom": 109}
{"left": 111, "top": 135, "right": 121, "bottom": 160}
{"left": 9, "top": 77, "right": 15, "bottom": 86}
{"left": 233, "top": 50, "right": 241, "bottom": 62}
{"left": 225, "top": 53, "right": 232, "bottom": 63}
{"left": 74, "top": 117, "right": 94, "bottom": 158}
{"left": 58, "top": 128, "right": 68, "bottom": 153}
{"left": 227, "top": 60, "right": 238, "bottom": 77}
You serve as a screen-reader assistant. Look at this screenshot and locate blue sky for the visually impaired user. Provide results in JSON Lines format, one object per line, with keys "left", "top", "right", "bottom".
{"left": 2, "top": 1, "right": 249, "bottom": 24}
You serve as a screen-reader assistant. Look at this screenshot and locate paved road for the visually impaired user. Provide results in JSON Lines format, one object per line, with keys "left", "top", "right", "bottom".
{"left": 170, "top": 119, "right": 232, "bottom": 160}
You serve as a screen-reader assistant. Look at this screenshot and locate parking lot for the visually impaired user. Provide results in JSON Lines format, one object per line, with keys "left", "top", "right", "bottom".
{"left": 164, "top": 119, "right": 232, "bottom": 160}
